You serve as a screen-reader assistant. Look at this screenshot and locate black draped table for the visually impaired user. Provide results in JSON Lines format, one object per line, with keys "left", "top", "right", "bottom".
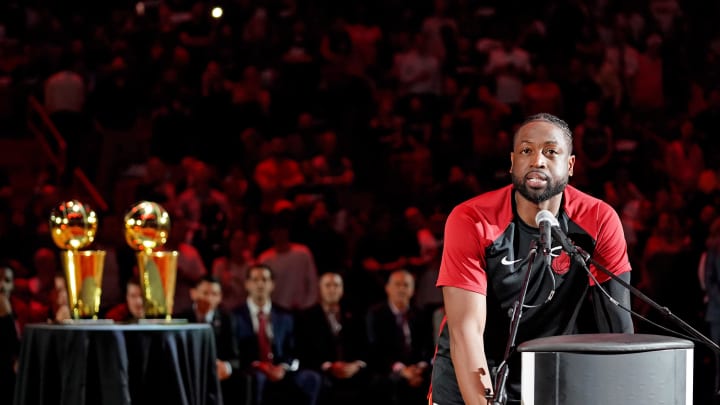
{"left": 13, "top": 323, "right": 223, "bottom": 405}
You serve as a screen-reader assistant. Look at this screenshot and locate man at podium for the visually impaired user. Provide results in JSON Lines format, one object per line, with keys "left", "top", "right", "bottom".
{"left": 429, "top": 113, "right": 634, "bottom": 405}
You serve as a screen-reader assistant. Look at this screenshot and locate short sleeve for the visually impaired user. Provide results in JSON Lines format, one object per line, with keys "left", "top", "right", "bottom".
{"left": 436, "top": 205, "right": 489, "bottom": 295}
{"left": 589, "top": 205, "right": 632, "bottom": 284}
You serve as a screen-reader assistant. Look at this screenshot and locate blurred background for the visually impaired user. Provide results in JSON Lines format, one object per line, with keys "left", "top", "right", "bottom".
{"left": 1, "top": 0, "right": 720, "bottom": 403}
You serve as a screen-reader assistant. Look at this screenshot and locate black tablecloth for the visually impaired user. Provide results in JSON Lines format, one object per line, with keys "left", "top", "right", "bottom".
{"left": 13, "top": 323, "right": 223, "bottom": 405}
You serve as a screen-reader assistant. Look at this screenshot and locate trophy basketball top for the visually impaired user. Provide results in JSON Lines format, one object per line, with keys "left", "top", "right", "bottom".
{"left": 124, "top": 201, "right": 171, "bottom": 252}
{"left": 49, "top": 200, "right": 98, "bottom": 250}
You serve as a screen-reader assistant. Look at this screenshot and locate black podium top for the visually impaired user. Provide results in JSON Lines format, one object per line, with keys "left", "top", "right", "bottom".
{"left": 517, "top": 333, "right": 694, "bottom": 354}
{"left": 14, "top": 323, "right": 223, "bottom": 405}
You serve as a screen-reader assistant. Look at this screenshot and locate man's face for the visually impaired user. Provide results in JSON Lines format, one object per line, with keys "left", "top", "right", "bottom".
{"left": 510, "top": 121, "right": 575, "bottom": 204}
{"left": 385, "top": 271, "right": 414, "bottom": 307}
{"left": 0, "top": 267, "right": 13, "bottom": 295}
{"left": 127, "top": 283, "right": 145, "bottom": 319}
{"left": 193, "top": 280, "right": 222, "bottom": 314}
{"left": 319, "top": 273, "right": 343, "bottom": 305}
{"left": 245, "top": 267, "right": 274, "bottom": 301}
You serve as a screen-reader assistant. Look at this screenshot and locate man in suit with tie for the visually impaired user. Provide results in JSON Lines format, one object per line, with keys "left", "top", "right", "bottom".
{"left": 366, "top": 269, "right": 434, "bottom": 405}
{"left": 181, "top": 275, "right": 251, "bottom": 404}
{"left": 296, "top": 272, "right": 369, "bottom": 405}
{"left": 234, "top": 264, "right": 322, "bottom": 405}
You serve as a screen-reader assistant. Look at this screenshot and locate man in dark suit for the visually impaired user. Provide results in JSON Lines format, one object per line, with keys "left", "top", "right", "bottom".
{"left": 181, "top": 275, "right": 250, "bottom": 405}
{"left": 296, "top": 272, "right": 369, "bottom": 405}
{"left": 1, "top": 264, "right": 20, "bottom": 404}
{"left": 366, "top": 269, "right": 434, "bottom": 405}
{"left": 234, "top": 264, "right": 321, "bottom": 405}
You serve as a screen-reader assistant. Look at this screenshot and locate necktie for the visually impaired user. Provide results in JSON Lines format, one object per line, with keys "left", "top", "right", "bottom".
{"left": 257, "top": 311, "right": 273, "bottom": 361}
{"left": 327, "top": 310, "right": 342, "bottom": 336}
{"left": 397, "top": 311, "right": 412, "bottom": 356}
{"left": 327, "top": 310, "right": 344, "bottom": 360}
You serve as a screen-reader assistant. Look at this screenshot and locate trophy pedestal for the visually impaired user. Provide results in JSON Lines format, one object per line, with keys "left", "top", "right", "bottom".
{"left": 138, "top": 318, "right": 188, "bottom": 325}
{"left": 61, "top": 319, "right": 115, "bottom": 325}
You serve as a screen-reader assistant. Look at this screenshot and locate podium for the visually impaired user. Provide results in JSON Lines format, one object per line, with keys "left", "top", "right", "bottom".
{"left": 518, "top": 333, "right": 694, "bottom": 405}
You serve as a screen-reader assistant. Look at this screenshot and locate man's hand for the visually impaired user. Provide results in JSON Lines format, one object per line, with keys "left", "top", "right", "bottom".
{"left": 54, "top": 304, "right": 71, "bottom": 322}
{"left": 216, "top": 360, "right": 232, "bottom": 381}
{"left": 329, "top": 360, "right": 365, "bottom": 379}
{"left": 399, "top": 364, "right": 425, "bottom": 388}
{"left": 252, "top": 361, "right": 286, "bottom": 382}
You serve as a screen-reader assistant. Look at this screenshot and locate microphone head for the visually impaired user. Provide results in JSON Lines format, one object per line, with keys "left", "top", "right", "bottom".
{"left": 535, "top": 209, "right": 559, "bottom": 227}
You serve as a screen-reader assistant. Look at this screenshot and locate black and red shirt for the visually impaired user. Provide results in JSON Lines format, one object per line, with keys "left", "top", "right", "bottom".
{"left": 432, "top": 184, "right": 631, "bottom": 402}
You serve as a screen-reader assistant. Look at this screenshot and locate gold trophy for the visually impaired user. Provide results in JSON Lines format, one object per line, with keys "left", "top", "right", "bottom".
{"left": 124, "top": 201, "right": 178, "bottom": 321}
{"left": 49, "top": 200, "right": 106, "bottom": 320}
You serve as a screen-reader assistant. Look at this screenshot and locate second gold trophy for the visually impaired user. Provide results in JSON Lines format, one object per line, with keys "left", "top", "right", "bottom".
{"left": 124, "top": 201, "right": 179, "bottom": 321}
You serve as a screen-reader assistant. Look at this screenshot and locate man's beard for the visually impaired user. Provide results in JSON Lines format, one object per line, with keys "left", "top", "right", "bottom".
{"left": 512, "top": 173, "right": 568, "bottom": 203}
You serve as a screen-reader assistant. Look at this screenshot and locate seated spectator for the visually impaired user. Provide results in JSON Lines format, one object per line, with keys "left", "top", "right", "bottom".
{"left": 296, "top": 272, "right": 369, "bottom": 405}
{"left": 0, "top": 263, "right": 20, "bottom": 403}
{"left": 105, "top": 277, "right": 145, "bottom": 322}
{"left": 353, "top": 208, "right": 418, "bottom": 306}
{"left": 13, "top": 248, "right": 70, "bottom": 328}
{"left": 366, "top": 270, "right": 434, "bottom": 405}
{"left": 134, "top": 156, "right": 177, "bottom": 208}
{"left": 256, "top": 215, "right": 319, "bottom": 312}
{"left": 180, "top": 275, "right": 250, "bottom": 405}
{"left": 212, "top": 228, "right": 253, "bottom": 312}
{"left": 234, "top": 264, "right": 322, "bottom": 405}
{"left": 175, "top": 160, "right": 232, "bottom": 266}
{"left": 253, "top": 137, "right": 306, "bottom": 213}
{"left": 308, "top": 130, "right": 354, "bottom": 188}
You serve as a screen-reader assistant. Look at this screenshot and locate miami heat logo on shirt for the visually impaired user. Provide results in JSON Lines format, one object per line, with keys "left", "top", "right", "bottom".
{"left": 551, "top": 250, "right": 571, "bottom": 275}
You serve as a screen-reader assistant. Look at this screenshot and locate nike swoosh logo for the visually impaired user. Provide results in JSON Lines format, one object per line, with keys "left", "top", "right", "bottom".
{"left": 549, "top": 246, "right": 562, "bottom": 257}
{"left": 501, "top": 256, "right": 522, "bottom": 266}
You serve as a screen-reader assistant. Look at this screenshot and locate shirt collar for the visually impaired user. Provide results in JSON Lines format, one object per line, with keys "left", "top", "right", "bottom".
{"left": 388, "top": 300, "right": 407, "bottom": 317}
{"left": 247, "top": 298, "right": 272, "bottom": 317}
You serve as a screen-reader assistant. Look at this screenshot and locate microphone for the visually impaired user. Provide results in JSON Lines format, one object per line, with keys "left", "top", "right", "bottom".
{"left": 535, "top": 210, "right": 556, "bottom": 267}
{"left": 534, "top": 210, "right": 579, "bottom": 257}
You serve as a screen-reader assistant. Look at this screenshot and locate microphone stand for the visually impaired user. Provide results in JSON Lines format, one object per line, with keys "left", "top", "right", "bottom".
{"left": 545, "top": 226, "right": 720, "bottom": 398}
{"left": 566, "top": 238, "right": 720, "bottom": 398}
{"left": 561, "top": 241, "right": 720, "bottom": 355}
{"left": 490, "top": 239, "right": 540, "bottom": 405}
{"left": 553, "top": 226, "right": 720, "bottom": 400}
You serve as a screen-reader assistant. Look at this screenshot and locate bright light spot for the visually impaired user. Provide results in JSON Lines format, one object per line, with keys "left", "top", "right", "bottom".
{"left": 211, "top": 6, "right": 223, "bottom": 19}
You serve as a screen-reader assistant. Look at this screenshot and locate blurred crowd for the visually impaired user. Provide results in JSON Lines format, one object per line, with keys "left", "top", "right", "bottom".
{"left": 2, "top": 0, "right": 720, "bottom": 403}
